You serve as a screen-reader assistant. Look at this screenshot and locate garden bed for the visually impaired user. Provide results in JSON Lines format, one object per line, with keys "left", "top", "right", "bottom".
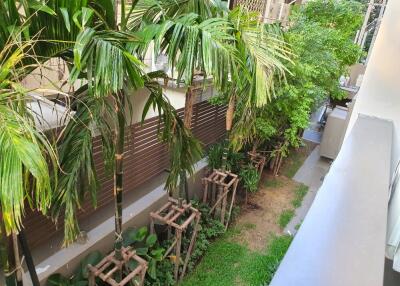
{"left": 180, "top": 144, "right": 315, "bottom": 285}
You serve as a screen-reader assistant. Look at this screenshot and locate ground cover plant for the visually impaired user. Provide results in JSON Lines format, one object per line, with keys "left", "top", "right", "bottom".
{"left": 278, "top": 209, "right": 295, "bottom": 229}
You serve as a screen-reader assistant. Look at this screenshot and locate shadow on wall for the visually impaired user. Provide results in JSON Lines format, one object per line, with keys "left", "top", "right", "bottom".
{"left": 384, "top": 258, "right": 400, "bottom": 286}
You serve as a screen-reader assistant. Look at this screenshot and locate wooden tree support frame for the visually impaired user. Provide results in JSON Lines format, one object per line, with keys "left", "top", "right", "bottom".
{"left": 248, "top": 152, "right": 267, "bottom": 178}
{"left": 88, "top": 247, "right": 147, "bottom": 286}
{"left": 149, "top": 197, "right": 201, "bottom": 281}
{"left": 202, "top": 170, "right": 239, "bottom": 230}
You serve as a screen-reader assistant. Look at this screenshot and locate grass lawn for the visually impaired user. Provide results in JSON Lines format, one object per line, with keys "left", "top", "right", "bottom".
{"left": 180, "top": 233, "right": 292, "bottom": 286}
{"left": 278, "top": 209, "right": 295, "bottom": 228}
{"left": 280, "top": 142, "right": 316, "bottom": 178}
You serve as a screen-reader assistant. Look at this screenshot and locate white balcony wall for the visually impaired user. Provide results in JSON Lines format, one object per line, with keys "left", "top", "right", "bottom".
{"left": 345, "top": 0, "right": 400, "bottom": 275}
{"left": 346, "top": 0, "right": 400, "bottom": 166}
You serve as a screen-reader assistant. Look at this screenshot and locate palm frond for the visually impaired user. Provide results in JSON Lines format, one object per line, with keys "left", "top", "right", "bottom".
{"left": 229, "top": 7, "right": 292, "bottom": 107}
{"left": 153, "top": 13, "right": 237, "bottom": 91}
{"left": 71, "top": 28, "right": 145, "bottom": 98}
{"left": 141, "top": 72, "right": 202, "bottom": 192}
{"left": 51, "top": 87, "right": 115, "bottom": 245}
{"left": 0, "top": 38, "right": 56, "bottom": 235}
{"left": 127, "top": 0, "right": 222, "bottom": 30}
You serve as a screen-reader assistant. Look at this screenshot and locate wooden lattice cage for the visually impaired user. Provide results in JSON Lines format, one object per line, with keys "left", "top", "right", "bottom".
{"left": 202, "top": 170, "right": 239, "bottom": 229}
{"left": 88, "top": 247, "right": 147, "bottom": 286}
{"left": 150, "top": 198, "right": 201, "bottom": 281}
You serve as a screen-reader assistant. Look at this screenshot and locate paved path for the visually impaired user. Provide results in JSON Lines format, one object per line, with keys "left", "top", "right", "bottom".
{"left": 284, "top": 146, "right": 331, "bottom": 235}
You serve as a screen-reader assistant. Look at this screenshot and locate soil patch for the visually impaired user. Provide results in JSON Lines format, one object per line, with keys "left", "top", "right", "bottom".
{"left": 230, "top": 143, "right": 316, "bottom": 251}
{"left": 230, "top": 173, "right": 298, "bottom": 251}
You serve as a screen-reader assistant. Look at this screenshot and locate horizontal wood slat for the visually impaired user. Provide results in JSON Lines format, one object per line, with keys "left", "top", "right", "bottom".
{"left": 23, "top": 101, "right": 226, "bottom": 248}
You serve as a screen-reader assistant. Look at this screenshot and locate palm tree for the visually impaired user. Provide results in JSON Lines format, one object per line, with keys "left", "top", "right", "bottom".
{"left": 223, "top": 7, "right": 292, "bottom": 168}
{"left": 56, "top": 5, "right": 202, "bottom": 269}
{"left": 130, "top": 1, "right": 291, "bottom": 169}
{"left": 128, "top": 0, "right": 238, "bottom": 200}
{"left": 0, "top": 35, "right": 57, "bottom": 286}
{"left": 1, "top": 1, "right": 201, "bottom": 275}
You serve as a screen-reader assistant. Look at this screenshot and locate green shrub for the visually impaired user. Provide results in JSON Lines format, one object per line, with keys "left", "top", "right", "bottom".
{"left": 240, "top": 165, "right": 260, "bottom": 193}
{"left": 207, "top": 143, "right": 224, "bottom": 170}
{"left": 185, "top": 202, "right": 226, "bottom": 272}
{"left": 122, "top": 226, "right": 166, "bottom": 282}
{"left": 207, "top": 142, "right": 244, "bottom": 174}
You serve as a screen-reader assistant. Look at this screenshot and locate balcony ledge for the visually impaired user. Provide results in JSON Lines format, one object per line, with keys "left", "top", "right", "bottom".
{"left": 270, "top": 114, "right": 393, "bottom": 286}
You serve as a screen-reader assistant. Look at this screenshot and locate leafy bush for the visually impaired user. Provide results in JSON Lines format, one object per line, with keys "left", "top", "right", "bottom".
{"left": 144, "top": 260, "right": 175, "bottom": 286}
{"left": 240, "top": 165, "right": 260, "bottom": 193}
{"left": 236, "top": 0, "right": 364, "bottom": 167}
{"left": 122, "top": 226, "right": 165, "bottom": 281}
{"left": 207, "top": 142, "right": 244, "bottom": 174}
{"left": 207, "top": 142, "right": 224, "bottom": 170}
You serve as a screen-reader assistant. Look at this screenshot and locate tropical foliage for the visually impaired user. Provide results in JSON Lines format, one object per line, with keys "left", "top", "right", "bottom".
{"left": 244, "top": 0, "right": 363, "bottom": 167}
{"left": 0, "top": 0, "right": 203, "bottom": 246}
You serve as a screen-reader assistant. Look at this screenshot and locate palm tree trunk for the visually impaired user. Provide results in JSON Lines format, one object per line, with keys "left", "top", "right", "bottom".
{"left": 221, "top": 96, "right": 235, "bottom": 171}
{"left": 183, "top": 87, "right": 195, "bottom": 129}
{"left": 0, "top": 219, "right": 12, "bottom": 286}
{"left": 114, "top": 92, "right": 125, "bottom": 264}
{"left": 12, "top": 233, "right": 23, "bottom": 286}
{"left": 180, "top": 86, "right": 195, "bottom": 201}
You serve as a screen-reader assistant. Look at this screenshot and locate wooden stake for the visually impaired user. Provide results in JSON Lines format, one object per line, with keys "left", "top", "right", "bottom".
{"left": 180, "top": 214, "right": 201, "bottom": 280}
{"left": 174, "top": 230, "right": 182, "bottom": 280}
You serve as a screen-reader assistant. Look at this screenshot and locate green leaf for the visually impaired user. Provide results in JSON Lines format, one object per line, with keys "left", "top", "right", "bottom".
{"left": 145, "top": 234, "right": 157, "bottom": 247}
{"left": 81, "top": 7, "right": 94, "bottom": 29}
{"left": 28, "top": 0, "right": 56, "bottom": 15}
{"left": 135, "top": 226, "right": 148, "bottom": 242}
{"left": 122, "top": 226, "right": 148, "bottom": 246}
{"left": 135, "top": 247, "right": 149, "bottom": 256}
{"left": 72, "top": 10, "right": 83, "bottom": 30}
{"left": 73, "top": 28, "right": 95, "bottom": 70}
{"left": 46, "top": 274, "right": 70, "bottom": 286}
{"left": 60, "top": 8, "right": 71, "bottom": 32}
{"left": 151, "top": 248, "right": 164, "bottom": 261}
{"left": 148, "top": 259, "right": 157, "bottom": 279}
{"left": 80, "top": 251, "right": 103, "bottom": 279}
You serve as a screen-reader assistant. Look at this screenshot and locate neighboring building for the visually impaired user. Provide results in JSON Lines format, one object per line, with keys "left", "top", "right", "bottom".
{"left": 232, "top": 0, "right": 301, "bottom": 25}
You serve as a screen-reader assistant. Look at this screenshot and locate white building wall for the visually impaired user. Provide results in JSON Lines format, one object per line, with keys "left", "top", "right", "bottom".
{"left": 126, "top": 86, "right": 186, "bottom": 124}
{"left": 346, "top": 0, "right": 400, "bottom": 167}
{"left": 345, "top": 0, "right": 400, "bottom": 273}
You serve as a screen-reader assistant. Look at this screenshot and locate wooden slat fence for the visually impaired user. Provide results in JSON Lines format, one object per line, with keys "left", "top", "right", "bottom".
{"left": 23, "top": 101, "right": 226, "bottom": 248}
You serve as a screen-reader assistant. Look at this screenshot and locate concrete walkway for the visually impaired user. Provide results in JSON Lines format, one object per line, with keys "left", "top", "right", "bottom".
{"left": 284, "top": 145, "right": 331, "bottom": 235}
